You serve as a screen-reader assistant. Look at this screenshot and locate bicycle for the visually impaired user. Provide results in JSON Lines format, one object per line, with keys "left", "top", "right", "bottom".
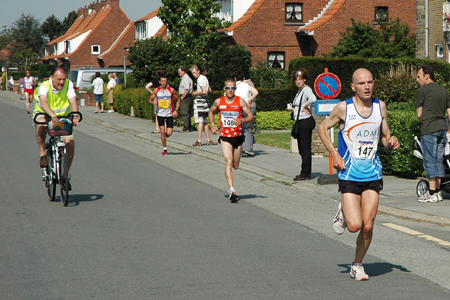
{"left": 33, "top": 112, "right": 83, "bottom": 206}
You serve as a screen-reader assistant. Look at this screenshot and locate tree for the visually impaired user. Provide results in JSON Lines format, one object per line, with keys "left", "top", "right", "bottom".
{"left": 62, "top": 10, "right": 77, "bottom": 32}
{"left": 208, "top": 44, "right": 252, "bottom": 90}
{"left": 0, "top": 27, "right": 13, "bottom": 50}
{"left": 327, "top": 18, "right": 415, "bottom": 59}
{"left": 8, "top": 13, "right": 46, "bottom": 69}
{"left": 157, "top": 0, "right": 231, "bottom": 61}
{"left": 41, "top": 14, "right": 63, "bottom": 41}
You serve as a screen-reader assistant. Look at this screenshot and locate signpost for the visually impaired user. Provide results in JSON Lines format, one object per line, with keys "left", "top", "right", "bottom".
{"left": 314, "top": 69, "right": 341, "bottom": 184}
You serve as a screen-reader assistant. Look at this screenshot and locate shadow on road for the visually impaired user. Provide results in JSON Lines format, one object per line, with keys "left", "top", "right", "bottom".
{"left": 338, "top": 262, "right": 411, "bottom": 277}
{"left": 61, "top": 194, "right": 104, "bottom": 207}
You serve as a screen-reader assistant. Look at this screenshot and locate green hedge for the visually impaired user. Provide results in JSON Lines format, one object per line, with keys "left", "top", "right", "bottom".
{"left": 378, "top": 110, "right": 423, "bottom": 177}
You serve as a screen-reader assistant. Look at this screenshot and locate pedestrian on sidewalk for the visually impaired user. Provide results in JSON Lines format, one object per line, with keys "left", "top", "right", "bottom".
{"left": 235, "top": 70, "right": 258, "bottom": 157}
{"left": 7, "top": 76, "right": 14, "bottom": 92}
{"left": 318, "top": 68, "right": 400, "bottom": 281}
{"left": 146, "top": 70, "right": 163, "bottom": 133}
{"left": 106, "top": 73, "right": 116, "bottom": 113}
{"left": 191, "top": 65, "right": 217, "bottom": 146}
{"left": 92, "top": 72, "right": 104, "bottom": 113}
{"left": 177, "top": 66, "right": 193, "bottom": 133}
{"left": 208, "top": 78, "right": 254, "bottom": 202}
{"left": 287, "top": 69, "right": 317, "bottom": 180}
{"left": 148, "top": 74, "right": 181, "bottom": 155}
{"left": 416, "top": 64, "right": 450, "bottom": 203}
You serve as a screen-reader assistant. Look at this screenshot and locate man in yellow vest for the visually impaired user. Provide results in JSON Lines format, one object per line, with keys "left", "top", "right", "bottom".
{"left": 34, "top": 67, "right": 79, "bottom": 189}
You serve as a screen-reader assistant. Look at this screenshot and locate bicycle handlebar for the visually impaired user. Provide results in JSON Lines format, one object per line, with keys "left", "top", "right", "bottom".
{"left": 409, "top": 122, "right": 421, "bottom": 135}
{"left": 33, "top": 111, "right": 83, "bottom": 125}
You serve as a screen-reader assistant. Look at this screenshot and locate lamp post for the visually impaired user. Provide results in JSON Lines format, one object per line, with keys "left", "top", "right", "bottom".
{"left": 123, "top": 47, "right": 129, "bottom": 88}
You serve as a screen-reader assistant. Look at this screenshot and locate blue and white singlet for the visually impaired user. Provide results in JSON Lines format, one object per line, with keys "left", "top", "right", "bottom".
{"left": 337, "top": 97, "right": 382, "bottom": 182}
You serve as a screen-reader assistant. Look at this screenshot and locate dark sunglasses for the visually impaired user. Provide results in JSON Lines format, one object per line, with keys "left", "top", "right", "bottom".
{"left": 224, "top": 87, "right": 237, "bottom": 90}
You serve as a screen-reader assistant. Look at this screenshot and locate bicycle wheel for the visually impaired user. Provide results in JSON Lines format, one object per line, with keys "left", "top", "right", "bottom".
{"left": 46, "top": 148, "right": 56, "bottom": 201}
{"left": 59, "top": 148, "right": 69, "bottom": 206}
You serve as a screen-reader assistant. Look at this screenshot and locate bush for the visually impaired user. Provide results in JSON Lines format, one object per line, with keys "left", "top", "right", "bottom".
{"left": 378, "top": 110, "right": 423, "bottom": 177}
{"left": 250, "top": 61, "right": 289, "bottom": 88}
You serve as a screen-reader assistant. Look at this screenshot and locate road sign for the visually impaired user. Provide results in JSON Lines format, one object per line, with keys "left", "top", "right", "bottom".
{"left": 314, "top": 72, "right": 341, "bottom": 100}
{"left": 314, "top": 99, "right": 341, "bottom": 115}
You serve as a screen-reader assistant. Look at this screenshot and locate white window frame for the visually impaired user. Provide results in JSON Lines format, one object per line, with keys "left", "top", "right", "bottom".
{"left": 91, "top": 45, "right": 101, "bottom": 55}
{"left": 268, "top": 52, "right": 285, "bottom": 69}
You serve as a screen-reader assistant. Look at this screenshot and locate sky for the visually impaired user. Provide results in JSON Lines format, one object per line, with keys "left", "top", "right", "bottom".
{"left": 0, "top": 0, "right": 162, "bottom": 29}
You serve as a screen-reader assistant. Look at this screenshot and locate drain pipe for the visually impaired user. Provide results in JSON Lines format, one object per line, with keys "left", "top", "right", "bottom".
{"left": 425, "top": 0, "right": 429, "bottom": 59}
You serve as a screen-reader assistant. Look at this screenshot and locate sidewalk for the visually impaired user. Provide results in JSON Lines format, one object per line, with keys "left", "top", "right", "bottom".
{"left": 3, "top": 90, "right": 450, "bottom": 224}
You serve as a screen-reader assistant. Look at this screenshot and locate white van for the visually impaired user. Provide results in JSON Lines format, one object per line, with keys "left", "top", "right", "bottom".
{"left": 69, "top": 67, "right": 132, "bottom": 90}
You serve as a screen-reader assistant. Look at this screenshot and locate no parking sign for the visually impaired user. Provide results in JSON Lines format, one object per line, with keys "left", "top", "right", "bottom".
{"left": 314, "top": 72, "right": 341, "bottom": 100}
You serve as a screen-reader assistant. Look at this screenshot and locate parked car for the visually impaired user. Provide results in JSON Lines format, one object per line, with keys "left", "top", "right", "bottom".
{"left": 69, "top": 67, "right": 132, "bottom": 90}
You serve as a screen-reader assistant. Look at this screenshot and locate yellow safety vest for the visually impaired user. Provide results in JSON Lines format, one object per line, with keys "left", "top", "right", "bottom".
{"left": 33, "top": 79, "right": 71, "bottom": 116}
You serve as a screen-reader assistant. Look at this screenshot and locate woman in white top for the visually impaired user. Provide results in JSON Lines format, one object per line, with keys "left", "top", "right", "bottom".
{"left": 287, "top": 69, "right": 317, "bottom": 181}
{"left": 106, "top": 73, "right": 116, "bottom": 112}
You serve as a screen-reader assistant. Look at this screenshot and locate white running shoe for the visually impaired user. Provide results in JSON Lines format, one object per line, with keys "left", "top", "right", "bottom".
{"left": 350, "top": 264, "right": 369, "bottom": 281}
{"left": 333, "top": 203, "right": 346, "bottom": 235}
{"left": 437, "top": 191, "right": 443, "bottom": 202}
{"left": 417, "top": 191, "right": 439, "bottom": 203}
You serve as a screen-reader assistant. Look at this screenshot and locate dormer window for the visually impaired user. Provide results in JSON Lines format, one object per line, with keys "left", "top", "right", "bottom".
{"left": 286, "top": 3, "right": 303, "bottom": 22}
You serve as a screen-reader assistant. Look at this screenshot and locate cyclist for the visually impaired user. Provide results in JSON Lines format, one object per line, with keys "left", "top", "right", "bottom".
{"left": 33, "top": 67, "right": 80, "bottom": 189}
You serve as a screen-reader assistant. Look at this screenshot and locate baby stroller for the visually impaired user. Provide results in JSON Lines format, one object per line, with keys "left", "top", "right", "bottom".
{"left": 410, "top": 122, "right": 450, "bottom": 197}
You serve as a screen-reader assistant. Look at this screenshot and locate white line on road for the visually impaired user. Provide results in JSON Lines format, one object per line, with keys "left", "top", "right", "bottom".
{"left": 383, "top": 223, "right": 450, "bottom": 246}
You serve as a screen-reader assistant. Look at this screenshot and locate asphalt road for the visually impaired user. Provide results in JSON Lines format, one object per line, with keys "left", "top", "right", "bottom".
{"left": 1, "top": 97, "right": 449, "bottom": 299}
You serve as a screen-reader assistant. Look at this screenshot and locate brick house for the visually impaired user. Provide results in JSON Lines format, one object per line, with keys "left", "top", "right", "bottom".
{"left": 41, "top": 0, "right": 135, "bottom": 71}
{"left": 416, "top": 0, "right": 450, "bottom": 62}
{"left": 218, "top": 0, "right": 416, "bottom": 68}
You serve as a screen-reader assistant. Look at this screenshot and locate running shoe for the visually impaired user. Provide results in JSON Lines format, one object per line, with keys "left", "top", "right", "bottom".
{"left": 417, "top": 191, "right": 439, "bottom": 203}
{"left": 350, "top": 264, "right": 369, "bottom": 281}
{"left": 162, "top": 149, "right": 168, "bottom": 155}
{"left": 333, "top": 202, "right": 346, "bottom": 235}
{"left": 27, "top": 110, "right": 30, "bottom": 114}
{"left": 207, "top": 140, "right": 218, "bottom": 145}
{"left": 243, "top": 150, "right": 255, "bottom": 156}
{"left": 229, "top": 191, "right": 239, "bottom": 202}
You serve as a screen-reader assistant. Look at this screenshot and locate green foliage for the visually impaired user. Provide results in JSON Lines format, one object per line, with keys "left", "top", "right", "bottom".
{"left": 158, "top": 0, "right": 231, "bottom": 61}
{"left": 250, "top": 61, "right": 289, "bottom": 89}
{"left": 208, "top": 44, "right": 252, "bottom": 90}
{"left": 41, "top": 14, "right": 63, "bottom": 41}
{"left": 255, "top": 111, "right": 294, "bottom": 130}
{"left": 127, "top": 36, "right": 195, "bottom": 87}
{"left": 327, "top": 18, "right": 415, "bottom": 59}
{"left": 288, "top": 57, "right": 450, "bottom": 101}
{"left": 0, "top": 27, "right": 13, "bottom": 52}
{"left": 378, "top": 110, "right": 423, "bottom": 177}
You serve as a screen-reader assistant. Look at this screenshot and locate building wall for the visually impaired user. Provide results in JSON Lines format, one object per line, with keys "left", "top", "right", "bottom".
{"left": 231, "top": 0, "right": 416, "bottom": 66}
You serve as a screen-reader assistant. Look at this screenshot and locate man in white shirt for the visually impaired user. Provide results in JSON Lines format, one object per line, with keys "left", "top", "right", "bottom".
{"left": 92, "top": 72, "right": 104, "bottom": 113}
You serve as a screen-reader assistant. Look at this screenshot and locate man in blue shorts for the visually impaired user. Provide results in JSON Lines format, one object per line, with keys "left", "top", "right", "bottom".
{"left": 416, "top": 65, "right": 450, "bottom": 202}
{"left": 148, "top": 74, "right": 180, "bottom": 155}
{"left": 318, "top": 68, "right": 400, "bottom": 281}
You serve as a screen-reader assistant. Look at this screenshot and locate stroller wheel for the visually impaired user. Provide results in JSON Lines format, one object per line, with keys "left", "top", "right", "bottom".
{"left": 416, "top": 179, "right": 429, "bottom": 197}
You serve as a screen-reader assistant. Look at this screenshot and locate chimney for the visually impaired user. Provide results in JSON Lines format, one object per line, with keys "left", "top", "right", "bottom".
{"left": 101, "top": 0, "right": 107, "bottom": 8}
{"left": 95, "top": 0, "right": 102, "bottom": 13}
{"left": 110, "top": 0, "right": 119, "bottom": 9}
{"left": 77, "top": 8, "right": 82, "bottom": 17}
{"left": 82, "top": 6, "right": 89, "bottom": 18}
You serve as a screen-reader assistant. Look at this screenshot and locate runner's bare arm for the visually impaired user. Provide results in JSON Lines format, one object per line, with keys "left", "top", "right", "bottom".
{"left": 209, "top": 99, "right": 220, "bottom": 134}
{"left": 234, "top": 99, "right": 254, "bottom": 126}
{"left": 148, "top": 89, "right": 157, "bottom": 105}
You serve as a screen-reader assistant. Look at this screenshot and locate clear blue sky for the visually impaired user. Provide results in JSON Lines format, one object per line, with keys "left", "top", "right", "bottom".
{"left": 1, "top": 0, "right": 162, "bottom": 29}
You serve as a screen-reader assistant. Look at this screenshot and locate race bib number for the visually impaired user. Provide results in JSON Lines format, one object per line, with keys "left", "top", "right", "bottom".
{"left": 353, "top": 141, "right": 377, "bottom": 159}
{"left": 159, "top": 99, "right": 170, "bottom": 109}
{"left": 221, "top": 111, "right": 239, "bottom": 128}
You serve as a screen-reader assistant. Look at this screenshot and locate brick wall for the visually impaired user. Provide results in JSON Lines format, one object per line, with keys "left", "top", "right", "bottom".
{"left": 232, "top": 0, "right": 416, "bottom": 66}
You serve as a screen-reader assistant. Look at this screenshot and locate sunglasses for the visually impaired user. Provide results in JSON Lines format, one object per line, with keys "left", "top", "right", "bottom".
{"left": 224, "top": 87, "right": 237, "bottom": 90}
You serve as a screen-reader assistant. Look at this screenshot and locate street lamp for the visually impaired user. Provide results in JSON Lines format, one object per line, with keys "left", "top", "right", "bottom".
{"left": 123, "top": 47, "right": 129, "bottom": 88}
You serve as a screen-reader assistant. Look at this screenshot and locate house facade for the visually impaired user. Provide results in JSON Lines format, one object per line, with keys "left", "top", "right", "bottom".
{"left": 218, "top": 0, "right": 416, "bottom": 68}
{"left": 416, "top": 0, "right": 450, "bottom": 62}
{"left": 41, "top": 0, "right": 135, "bottom": 71}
